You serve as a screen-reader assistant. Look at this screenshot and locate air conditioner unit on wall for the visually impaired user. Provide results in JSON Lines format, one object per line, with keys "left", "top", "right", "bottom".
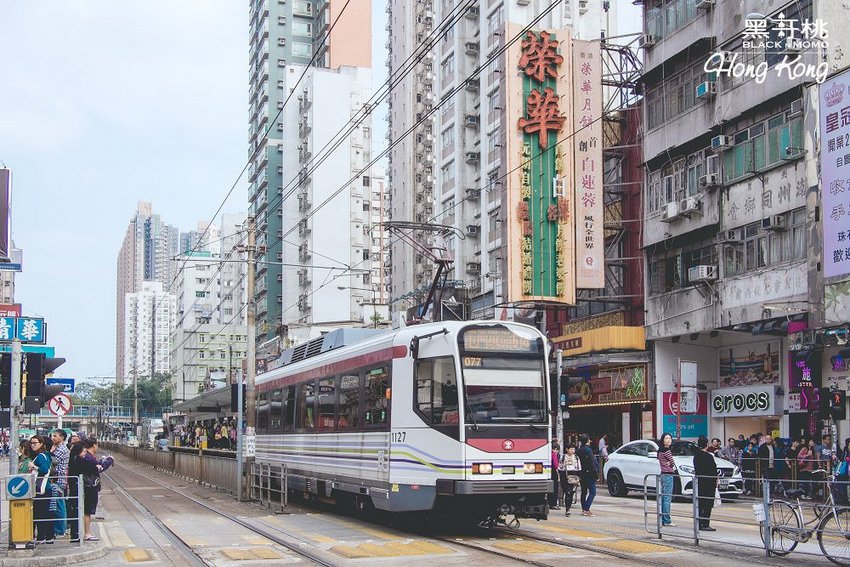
{"left": 640, "top": 34, "right": 657, "bottom": 48}
{"left": 696, "top": 81, "right": 717, "bottom": 100}
{"left": 717, "top": 230, "right": 741, "bottom": 243}
{"left": 711, "top": 135, "right": 732, "bottom": 152}
{"left": 688, "top": 265, "right": 718, "bottom": 282}
{"left": 699, "top": 173, "right": 721, "bottom": 189}
{"left": 789, "top": 99, "right": 804, "bottom": 118}
{"left": 661, "top": 201, "right": 680, "bottom": 222}
{"left": 680, "top": 196, "right": 703, "bottom": 215}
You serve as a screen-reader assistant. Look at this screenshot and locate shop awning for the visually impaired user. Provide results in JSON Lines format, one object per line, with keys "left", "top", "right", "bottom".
{"left": 561, "top": 350, "right": 651, "bottom": 370}
{"left": 553, "top": 326, "right": 646, "bottom": 357}
{"left": 173, "top": 386, "right": 234, "bottom": 416}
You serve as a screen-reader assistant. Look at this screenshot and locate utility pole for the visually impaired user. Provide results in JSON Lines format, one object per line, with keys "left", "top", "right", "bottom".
{"left": 243, "top": 215, "right": 257, "bottom": 500}
{"left": 9, "top": 339, "right": 21, "bottom": 474}
{"left": 556, "top": 349, "right": 563, "bottom": 446}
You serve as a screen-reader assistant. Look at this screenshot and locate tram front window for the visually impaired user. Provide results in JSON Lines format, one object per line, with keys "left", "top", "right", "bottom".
{"left": 462, "top": 357, "right": 547, "bottom": 424}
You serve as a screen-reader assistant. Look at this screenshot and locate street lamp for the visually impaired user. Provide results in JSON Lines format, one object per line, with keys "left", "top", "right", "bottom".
{"left": 337, "top": 285, "right": 380, "bottom": 328}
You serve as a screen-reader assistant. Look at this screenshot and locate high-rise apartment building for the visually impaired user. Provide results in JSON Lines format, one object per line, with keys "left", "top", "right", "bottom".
{"left": 170, "top": 214, "right": 248, "bottom": 401}
{"left": 116, "top": 202, "right": 179, "bottom": 384}
{"left": 124, "top": 281, "right": 176, "bottom": 381}
{"left": 247, "top": 0, "right": 373, "bottom": 345}
{"left": 179, "top": 221, "right": 222, "bottom": 255}
{"left": 387, "top": 0, "right": 635, "bottom": 319}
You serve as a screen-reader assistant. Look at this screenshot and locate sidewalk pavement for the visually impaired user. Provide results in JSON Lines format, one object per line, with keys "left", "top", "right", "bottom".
{"left": 0, "top": 490, "right": 109, "bottom": 566}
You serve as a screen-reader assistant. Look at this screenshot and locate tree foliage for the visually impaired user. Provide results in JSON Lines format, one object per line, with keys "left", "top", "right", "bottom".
{"left": 71, "top": 374, "right": 172, "bottom": 415}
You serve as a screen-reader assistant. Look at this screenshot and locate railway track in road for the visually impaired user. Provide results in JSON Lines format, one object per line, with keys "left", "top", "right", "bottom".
{"left": 105, "top": 462, "right": 337, "bottom": 567}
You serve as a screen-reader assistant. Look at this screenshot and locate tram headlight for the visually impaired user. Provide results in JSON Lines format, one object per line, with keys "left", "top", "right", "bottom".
{"left": 473, "top": 463, "right": 493, "bottom": 475}
{"left": 523, "top": 463, "right": 544, "bottom": 474}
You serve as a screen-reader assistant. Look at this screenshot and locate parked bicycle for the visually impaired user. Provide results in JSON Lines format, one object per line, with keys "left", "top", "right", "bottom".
{"left": 759, "top": 470, "right": 850, "bottom": 566}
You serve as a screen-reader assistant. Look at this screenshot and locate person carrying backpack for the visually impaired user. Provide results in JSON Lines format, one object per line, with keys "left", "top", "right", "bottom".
{"left": 577, "top": 434, "right": 598, "bottom": 516}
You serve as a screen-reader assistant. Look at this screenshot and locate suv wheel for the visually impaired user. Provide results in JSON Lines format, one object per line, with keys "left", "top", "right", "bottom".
{"left": 607, "top": 470, "right": 628, "bottom": 497}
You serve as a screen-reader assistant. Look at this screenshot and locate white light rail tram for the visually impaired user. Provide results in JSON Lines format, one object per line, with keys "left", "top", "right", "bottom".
{"left": 254, "top": 320, "right": 553, "bottom": 527}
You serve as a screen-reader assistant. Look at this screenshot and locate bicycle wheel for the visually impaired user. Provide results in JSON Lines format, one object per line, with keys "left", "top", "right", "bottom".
{"left": 761, "top": 501, "right": 801, "bottom": 556}
{"left": 818, "top": 508, "right": 850, "bottom": 566}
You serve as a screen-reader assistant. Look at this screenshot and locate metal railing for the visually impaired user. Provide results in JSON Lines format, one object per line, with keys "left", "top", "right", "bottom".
{"left": 642, "top": 471, "right": 850, "bottom": 563}
{"left": 102, "top": 443, "right": 239, "bottom": 495}
{"left": 0, "top": 474, "right": 84, "bottom": 548}
{"left": 250, "top": 461, "right": 287, "bottom": 511}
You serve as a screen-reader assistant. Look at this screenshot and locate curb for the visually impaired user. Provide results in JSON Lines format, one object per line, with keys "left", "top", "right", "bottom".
{"left": 0, "top": 544, "right": 109, "bottom": 567}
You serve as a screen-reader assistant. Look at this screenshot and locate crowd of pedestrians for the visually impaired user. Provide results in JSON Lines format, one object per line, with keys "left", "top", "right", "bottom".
{"left": 722, "top": 432, "right": 844, "bottom": 499}
{"left": 176, "top": 419, "right": 238, "bottom": 449}
{"left": 17, "top": 430, "right": 114, "bottom": 545}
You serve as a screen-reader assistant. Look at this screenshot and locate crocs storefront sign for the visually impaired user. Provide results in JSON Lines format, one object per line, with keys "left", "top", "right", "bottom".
{"left": 711, "top": 386, "right": 776, "bottom": 417}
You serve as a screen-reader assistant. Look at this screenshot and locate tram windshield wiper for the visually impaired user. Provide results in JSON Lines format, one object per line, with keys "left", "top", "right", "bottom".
{"left": 490, "top": 417, "right": 546, "bottom": 430}
{"left": 464, "top": 405, "right": 487, "bottom": 431}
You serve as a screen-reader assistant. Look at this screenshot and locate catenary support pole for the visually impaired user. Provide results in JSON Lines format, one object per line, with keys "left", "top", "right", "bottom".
{"left": 9, "top": 338, "right": 21, "bottom": 474}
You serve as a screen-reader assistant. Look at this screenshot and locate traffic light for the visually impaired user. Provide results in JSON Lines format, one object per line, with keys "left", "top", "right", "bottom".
{"left": 0, "top": 353, "right": 10, "bottom": 407}
{"left": 24, "top": 353, "right": 45, "bottom": 397}
{"left": 830, "top": 391, "right": 847, "bottom": 421}
{"left": 231, "top": 383, "right": 246, "bottom": 413}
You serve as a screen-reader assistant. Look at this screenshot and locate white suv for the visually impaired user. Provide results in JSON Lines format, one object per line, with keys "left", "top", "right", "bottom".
{"left": 603, "top": 440, "right": 743, "bottom": 498}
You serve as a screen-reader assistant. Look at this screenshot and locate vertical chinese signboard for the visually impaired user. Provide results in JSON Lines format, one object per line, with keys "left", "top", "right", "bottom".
{"left": 572, "top": 40, "right": 604, "bottom": 288}
{"left": 506, "top": 25, "right": 575, "bottom": 304}
{"left": 820, "top": 68, "right": 850, "bottom": 278}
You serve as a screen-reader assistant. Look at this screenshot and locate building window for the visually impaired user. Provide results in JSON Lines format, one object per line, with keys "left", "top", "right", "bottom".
{"left": 292, "top": 21, "right": 312, "bottom": 37}
{"left": 645, "top": 62, "right": 713, "bottom": 129}
{"left": 724, "top": 208, "right": 807, "bottom": 276}
{"left": 441, "top": 124, "right": 454, "bottom": 148}
{"left": 441, "top": 160, "right": 455, "bottom": 183}
{"left": 723, "top": 114, "right": 803, "bottom": 183}
{"left": 649, "top": 241, "right": 717, "bottom": 295}
{"left": 440, "top": 53, "right": 455, "bottom": 83}
{"left": 292, "top": 41, "right": 311, "bottom": 58}
{"left": 645, "top": 0, "right": 698, "bottom": 39}
{"left": 362, "top": 175, "right": 370, "bottom": 186}
{"left": 293, "top": 1, "right": 312, "bottom": 16}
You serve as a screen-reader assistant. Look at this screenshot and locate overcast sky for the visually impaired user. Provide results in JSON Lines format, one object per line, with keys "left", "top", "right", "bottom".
{"left": 0, "top": 1, "right": 387, "bottom": 385}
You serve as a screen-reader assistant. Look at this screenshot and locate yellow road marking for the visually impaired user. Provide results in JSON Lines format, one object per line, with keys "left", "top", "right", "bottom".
{"left": 241, "top": 535, "right": 274, "bottom": 545}
{"left": 595, "top": 540, "right": 676, "bottom": 554}
{"left": 330, "top": 541, "right": 454, "bottom": 558}
{"left": 492, "top": 540, "right": 572, "bottom": 554}
{"left": 122, "top": 548, "right": 152, "bottom": 562}
{"left": 540, "top": 525, "right": 607, "bottom": 539}
{"left": 307, "top": 533, "right": 338, "bottom": 543}
{"left": 220, "top": 547, "right": 283, "bottom": 560}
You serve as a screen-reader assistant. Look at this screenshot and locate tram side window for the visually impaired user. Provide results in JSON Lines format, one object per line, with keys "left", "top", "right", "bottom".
{"left": 364, "top": 366, "right": 390, "bottom": 427}
{"left": 415, "top": 357, "right": 459, "bottom": 425}
{"left": 318, "top": 377, "right": 337, "bottom": 431}
{"left": 338, "top": 373, "right": 361, "bottom": 430}
{"left": 257, "top": 392, "right": 270, "bottom": 432}
{"left": 296, "top": 380, "right": 316, "bottom": 431}
{"left": 269, "top": 388, "right": 283, "bottom": 432}
{"left": 282, "top": 385, "right": 296, "bottom": 432}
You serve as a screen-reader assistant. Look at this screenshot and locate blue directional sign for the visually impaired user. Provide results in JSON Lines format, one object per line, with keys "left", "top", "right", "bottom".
{"left": 46, "top": 378, "right": 75, "bottom": 393}
{"left": 5, "top": 475, "right": 31, "bottom": 500}
{"left": 0, "top": 317, "right": 14, "bottom": 341}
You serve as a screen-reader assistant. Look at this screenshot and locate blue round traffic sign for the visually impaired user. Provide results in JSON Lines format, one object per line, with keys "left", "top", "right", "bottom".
{"left": 6, "top": 476, "right": 30, "bottom": 499}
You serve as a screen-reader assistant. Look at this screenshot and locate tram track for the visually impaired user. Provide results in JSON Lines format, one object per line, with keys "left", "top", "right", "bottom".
{"left": 107, "top": 459, "right": 800, "bottom": 567}
{"left": 104, "top": 462, "right": 337, "bottom": 567}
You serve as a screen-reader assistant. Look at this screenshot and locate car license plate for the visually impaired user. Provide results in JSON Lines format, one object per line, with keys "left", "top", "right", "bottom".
{"left": 502, "top": 466, "right": 515, "bottom": 475}
{"left": 719, "top": 479, "right": 729, "bottom": 489}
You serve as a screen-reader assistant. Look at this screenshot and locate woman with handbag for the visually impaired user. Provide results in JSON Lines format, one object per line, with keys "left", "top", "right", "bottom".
{"left": 27, "top": 435, "right": 55, "bottom": 544}
{"left": 561, "top": 443, "right": 581, "bottom": 517}
{"left": 78, "top": 438, "right": 114, "bottom": 542}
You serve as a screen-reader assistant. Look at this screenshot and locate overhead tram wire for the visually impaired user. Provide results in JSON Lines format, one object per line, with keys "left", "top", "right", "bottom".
{"left": 278, "top": 0, "right": 564, "bottom": 245}
{"left": 147, "top": 0, "right": 471, "bottom": 355}
{"left": 277, "top": 109, "right": 607, "bottom": 318}
{"left": 132, "top": 0, "right": 355, "bottom": 341}
{"left": 274, "top": 0, "right": 578, "bottom": 315}
{"left": 247, "top": 0, "right": 478, "bottom": 252}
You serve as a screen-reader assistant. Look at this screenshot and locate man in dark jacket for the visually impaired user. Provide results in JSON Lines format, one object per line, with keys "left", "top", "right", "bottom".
{"left": 694, "top": 436, "right": 718, "bottom": 531}
{"left": 577, "top": 434, "right": 598, "bottom": 516}
{"left": 758, "top": 435, "right": 778, "bottom": 496}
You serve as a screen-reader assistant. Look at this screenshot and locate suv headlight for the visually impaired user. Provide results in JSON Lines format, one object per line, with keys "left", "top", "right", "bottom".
{"left": 734, "top": 467, "right": 741, "bottom": 476}
{"left": 678, "top": 465, "right": 695, "bottom": 475}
